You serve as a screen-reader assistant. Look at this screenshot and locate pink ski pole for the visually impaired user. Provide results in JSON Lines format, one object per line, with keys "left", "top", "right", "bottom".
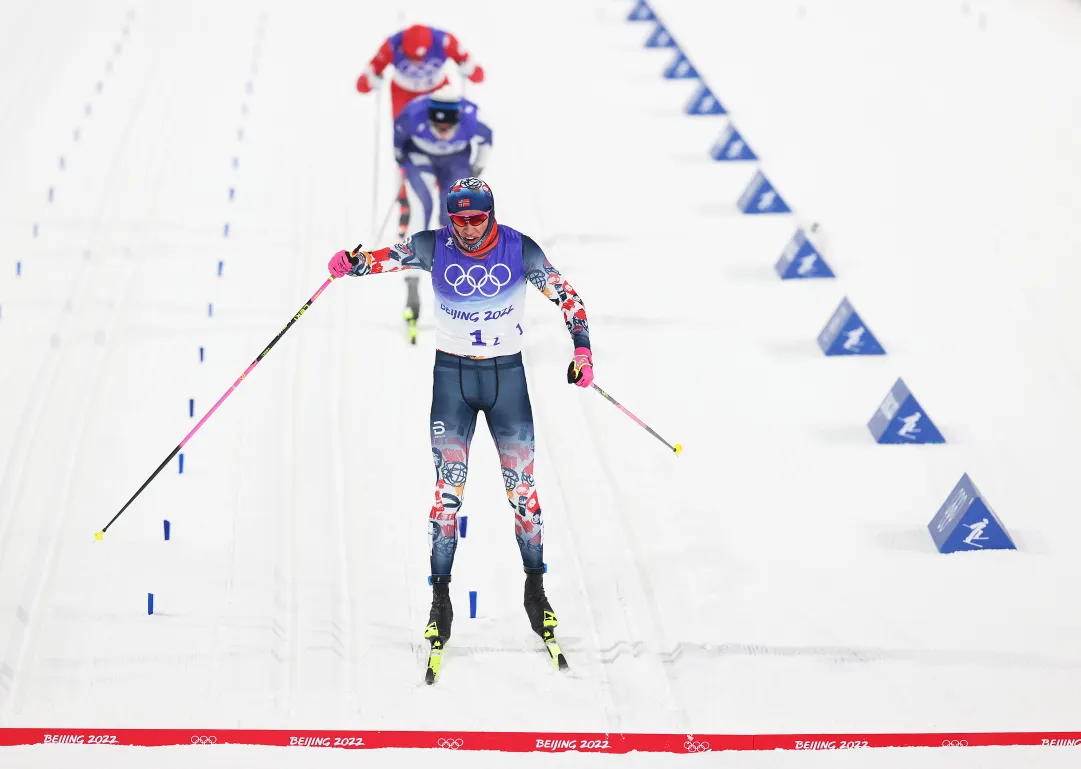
{"left": 590, "top": 383, "right": 683, "bottom": 456}
{"left": 95, "top": 244, "right": 362, "bottom": 540}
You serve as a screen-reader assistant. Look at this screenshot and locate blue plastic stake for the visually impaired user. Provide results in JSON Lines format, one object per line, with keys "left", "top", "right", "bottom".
{"left": 147, "top": 593, "right": 154, "bottom": 615}
{"left": 469, "top": 590, "right": 477, "bottom": 619}
{"left": 178, "top": 453, "right": 185, "bottom": 474}
{"left": 199, "top": 346, "right": 204, "bottom": 362}
{"left": 164, "top": 520, "right": 171, "bottom": 540}
{"left": 48, "top": 187, "right": 54, "bottom": 202}
{"left": 228, "top": 187, "right": 235, "bottom": 201}
{"left": 217, "top": 260, "right": 223, "bottom": 277}
{"left": 458, "top": 515, "right": 468, "bottom": 538}
{"left": 223, "top": 222, "right": 229, "bottom": 237}
{"left": 16, "top": 262, "right": 21, "bottom": 277}
{"left": 189, "top": 398, "right": 194, "bottom": 418}
{"left": 59, "top": 156, "right": 65, "bottom": 170}
{"left": 208, "top": 303, "right": 213, "bottom": 317}
{"left": 232, "top": 156, "right": 239, "bottom": 169}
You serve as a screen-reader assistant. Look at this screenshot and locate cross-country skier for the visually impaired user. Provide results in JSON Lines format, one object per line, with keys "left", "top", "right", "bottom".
{"left": 393, "top": 84, "right": 492, "bottom": 343}
{"left": 395, "top": 84, "right": 492, "bottom": 233}
{"left": 326, "top": 178, "right": 592, "bottom": 683}
{"left": 356, "top": 24, "right": 485, "bottom": 118}
{"left": 356, "top": 24, "right": 485, "bottom": 240}
{"left": 356, "top": 25, "right": 486, "bottom": 341}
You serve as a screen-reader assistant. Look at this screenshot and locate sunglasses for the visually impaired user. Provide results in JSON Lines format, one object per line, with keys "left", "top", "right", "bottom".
{"left": 449, "top": 212, "right": 489, "bottom": 227}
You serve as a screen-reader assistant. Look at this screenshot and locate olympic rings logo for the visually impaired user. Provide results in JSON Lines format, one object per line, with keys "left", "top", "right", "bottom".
{"left": 190, "top": 736, "right": 217, "bottom": 745}
{"left": 941, "top": 739, "right": 969, "bottom": 747}
{"left": 444, "top": 263, "right": 511, "bottom": 297}
{"left": 684, "top": 740, "right": 711, "bottom": 752}
{"left": 438, "top": 738, "right": 464, "bottom": 750}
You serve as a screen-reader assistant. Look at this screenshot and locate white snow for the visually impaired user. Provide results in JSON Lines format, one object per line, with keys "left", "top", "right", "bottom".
{"left": 2, "top": 0, "right": 1081, "bottom": 766}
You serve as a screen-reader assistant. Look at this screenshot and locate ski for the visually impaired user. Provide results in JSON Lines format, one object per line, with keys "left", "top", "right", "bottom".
{"left": 543, "top": 629, "right": 569, "bottom": 671}
{"left": 424, "top": 639, "right": 443, "bottom": 685}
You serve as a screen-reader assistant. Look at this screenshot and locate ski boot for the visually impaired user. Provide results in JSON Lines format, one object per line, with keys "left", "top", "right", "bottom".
{"left": 404, "top": 274, "right": 420, "bottom": 345}
{"left": 403, "top": 305, "right": 418, "bottom": 344}
{"left": 524, "top": 567, "right": 568, "bottom": 670}
{"left": 424, "top": 576, "right": 452, "bottom": 684}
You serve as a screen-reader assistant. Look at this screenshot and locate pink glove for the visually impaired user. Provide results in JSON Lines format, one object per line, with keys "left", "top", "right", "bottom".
{"left": 567, "top": 347, "right": 594, "bottom": 388}
{"left": 328, "top": 249, "right": 358, "bottom": 278}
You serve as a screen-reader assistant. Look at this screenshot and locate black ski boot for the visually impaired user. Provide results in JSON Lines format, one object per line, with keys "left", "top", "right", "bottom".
{"left": 424, "top": 578, "right": 453, "bottom": 645}
{"left": 523, "top": 569, "right": 557, "bottom": 639}
{"left": 424, "top": 577, "right": 452, "bottom": 685}
{"left": 404, "top": 275, "right": 421, "bottom": 345}
{"left": 524, "top": 567, "right": 568, "bottom": 670}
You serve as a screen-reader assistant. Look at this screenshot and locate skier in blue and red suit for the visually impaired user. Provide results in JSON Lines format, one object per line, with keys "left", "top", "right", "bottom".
{"left": 325, "top": 178, "right": 592, "bottom": 679}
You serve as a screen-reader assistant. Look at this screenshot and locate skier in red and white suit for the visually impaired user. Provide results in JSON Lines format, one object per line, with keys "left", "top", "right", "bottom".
{"left": 356, "top": 24, "right": 485, "bottom": 120}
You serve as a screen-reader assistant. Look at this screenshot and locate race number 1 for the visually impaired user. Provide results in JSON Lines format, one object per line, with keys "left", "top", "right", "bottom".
{"left": 470, "top": 324, "right": 523, "bottom": 347}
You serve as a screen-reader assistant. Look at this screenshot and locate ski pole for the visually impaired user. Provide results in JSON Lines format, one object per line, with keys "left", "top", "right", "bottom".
{"left": 94, "top": 243, "right": 363, "bottom": 541}
{"left": 375, "top": 191, "right": 399, "bottom": 243}
{"left": 590, "top": 383, "right": 683, "bottom": 456}
{"left": 370, "top": 83, "right": 383, "bottom": 233}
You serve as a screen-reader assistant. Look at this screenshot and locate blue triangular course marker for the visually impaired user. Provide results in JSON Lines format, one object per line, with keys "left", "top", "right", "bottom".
{"left": 627, "top": 0, "right": 655, "bottom": 21}
{"left": 663, "top": 51, "right": 699, "bottom": 79}
{"left": 686, "top": 84, "right": 726, "bottom": 115}
{"left": 867, "top": 378, "right": 945, "bottom": 444}
{"left": 645, "top": 24, "right": 675, "bottom": 48}
{"left": 737, "top": 170, "right": 791, "bottom": 214}
{"left": 928, "top": 474, "right": 1016, "bottom": 554}
{"left": 711, "top": 123, "right": 757, "bottom": 161}
{"left": 817, "top": 297, "right": 885, "bottom": 356}
{"left": 775, "top": 228, "right": 834, "bottom": 280}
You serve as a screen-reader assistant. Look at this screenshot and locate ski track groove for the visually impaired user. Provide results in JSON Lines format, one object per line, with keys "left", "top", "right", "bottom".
{"left": 332, "top": 302, "right": 359, "bottom": 714}
{"left": 578, "top": 397, "right": 693, "bottom": 731}
{"left": 0, "top": 22, "right": 162, "bottom": 721}
{"left": 0, "top": 108, "right": 166, "bottom": 727}
{"left": 530, "top": 416, "right": 621, "bottom": 731}
{"left": 0, "top": 3, "right": 137, "bottom": 564}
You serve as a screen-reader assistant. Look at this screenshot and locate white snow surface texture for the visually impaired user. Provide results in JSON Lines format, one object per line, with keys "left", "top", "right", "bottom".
{"left": 1, "top": 0, "right": 1081, "bottom": 766}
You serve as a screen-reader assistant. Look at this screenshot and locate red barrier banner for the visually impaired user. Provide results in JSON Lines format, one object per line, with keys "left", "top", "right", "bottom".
{"left": 2, "top": 728, "right": 1079, "bottom": 752}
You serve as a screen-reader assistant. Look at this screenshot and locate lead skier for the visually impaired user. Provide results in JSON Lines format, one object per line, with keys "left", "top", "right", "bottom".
{"left": 327, "top": 178, "right": 592, "bottom": 682}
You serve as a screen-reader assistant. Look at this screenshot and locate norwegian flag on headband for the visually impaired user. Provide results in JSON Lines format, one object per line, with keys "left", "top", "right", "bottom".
{"left": 447, "top": 177, "right": 493, "bottom": 213}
